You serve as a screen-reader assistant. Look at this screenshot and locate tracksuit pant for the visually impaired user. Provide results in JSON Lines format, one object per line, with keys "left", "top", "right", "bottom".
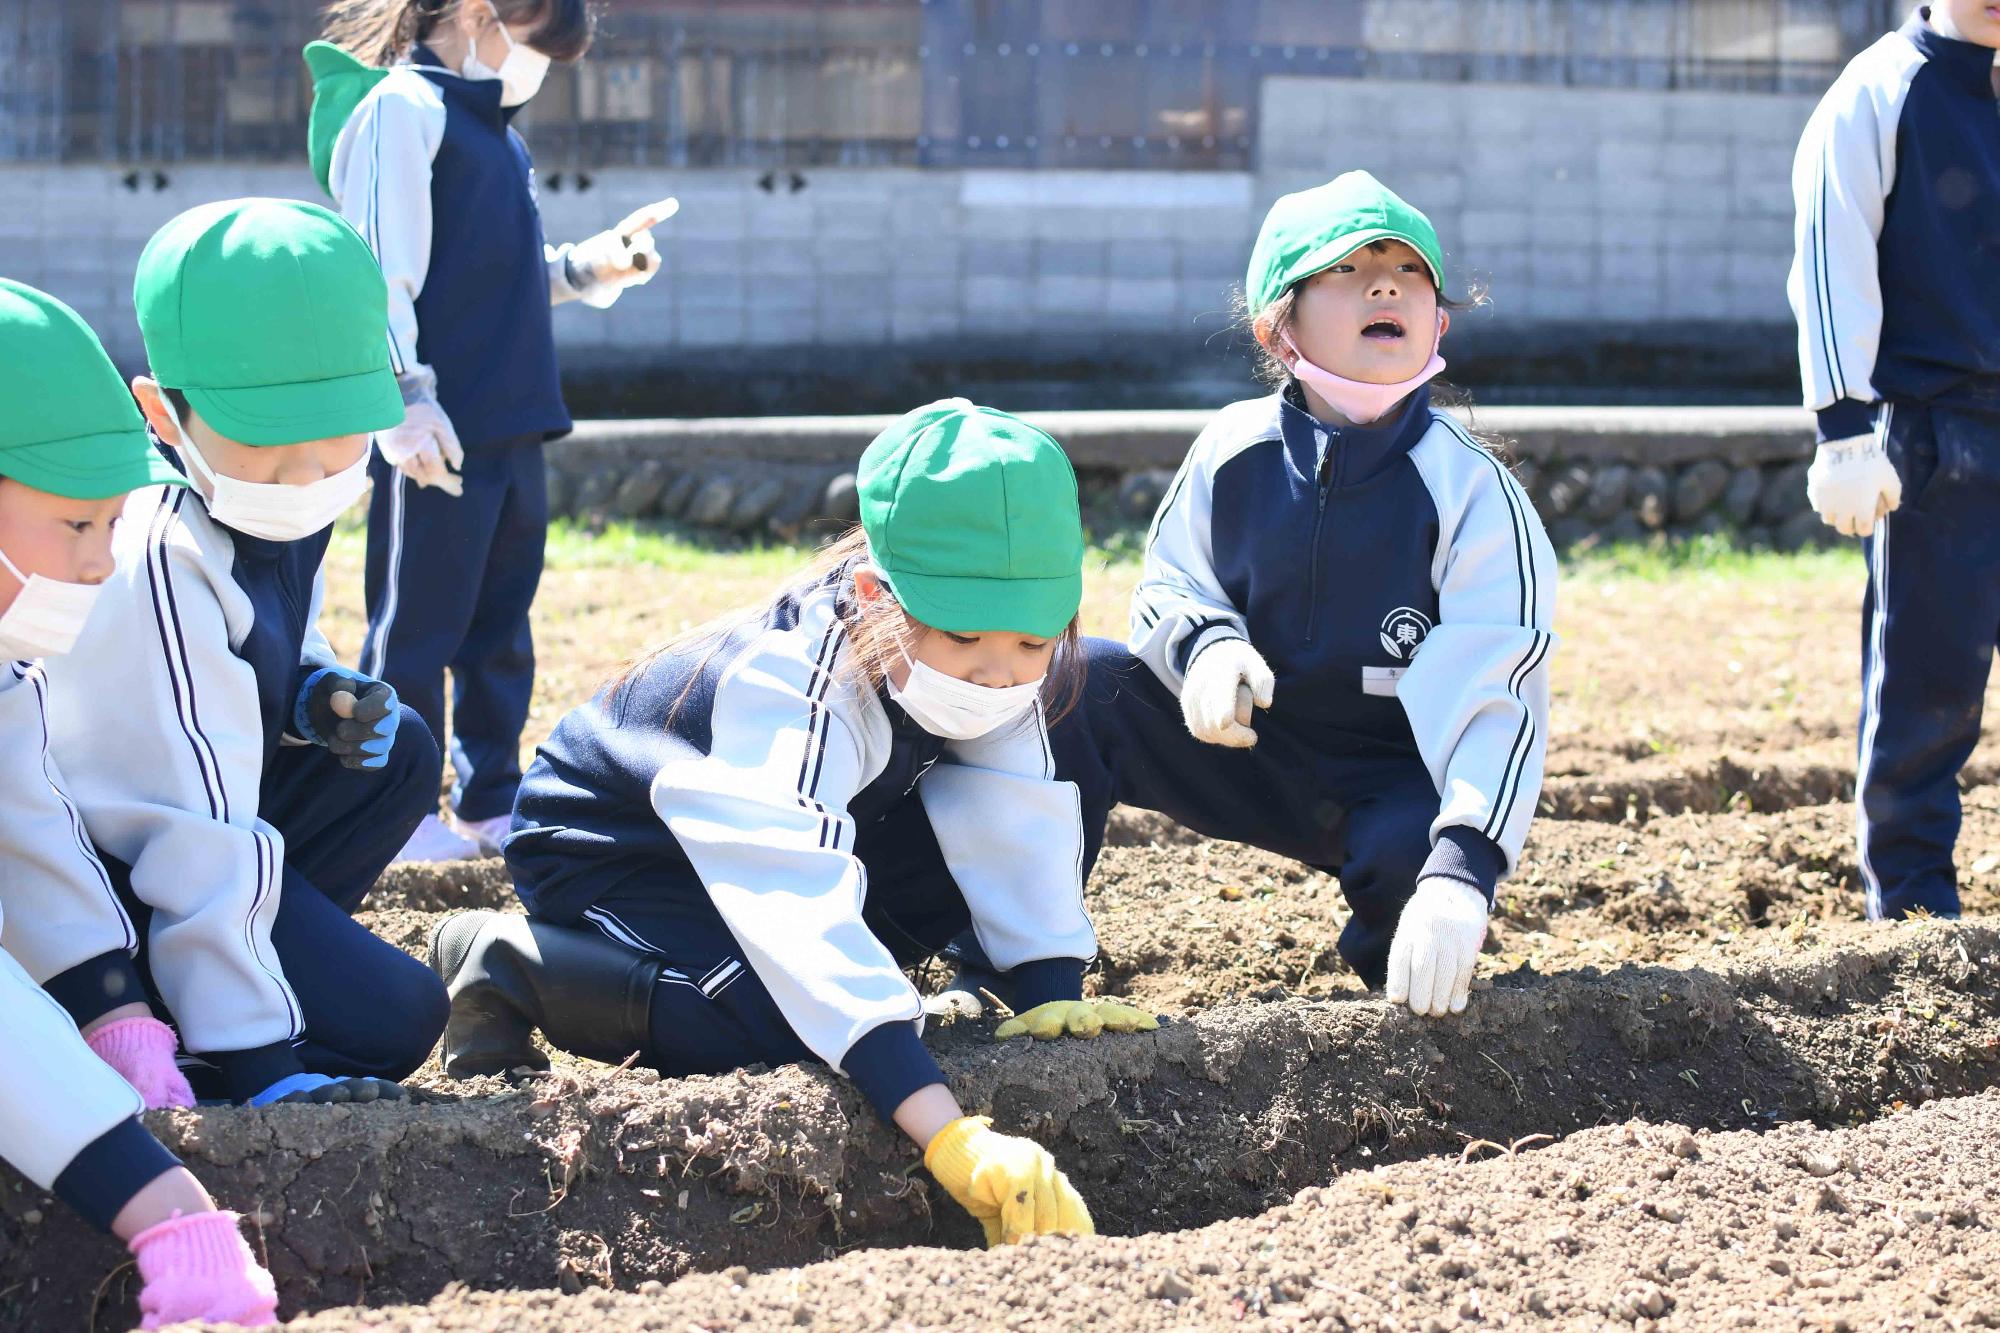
{"left": 44, "top": 708, "right": 450, "bottom": 1102}
{"left": 1856, "top": 396, "right": 2000, "bottom": 920}
{"left": 535, "top": 795, "right": 972, "bottom": 1084}
{"left": 362, "top": 436, "right": 548, "bottom": 823}
{"left": 0, "top": 939, "right": 179, "bottom": 1232}
{"left": 1043, "top": 637, "right": 1440, "bottom": 989}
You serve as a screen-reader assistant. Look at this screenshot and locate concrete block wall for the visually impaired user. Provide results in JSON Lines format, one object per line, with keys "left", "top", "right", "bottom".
{"left": 0, "top": 74, "right": 1822, "bottom": 371}
{"left": 1256, "top": 77, "right": 1821, "bottom": 327}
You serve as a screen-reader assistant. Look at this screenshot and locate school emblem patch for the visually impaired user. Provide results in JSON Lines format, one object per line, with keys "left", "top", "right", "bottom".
{"left": 1379, "top": 606, "right": 1433, "bottom": 660}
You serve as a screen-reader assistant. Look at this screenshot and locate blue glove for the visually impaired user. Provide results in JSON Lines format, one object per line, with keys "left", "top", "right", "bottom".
{"left": 247, "top": 1071, "right": 408, "bottom": 1106}
{"left": 293, "top": 666, "right": 399, "bottom": 771}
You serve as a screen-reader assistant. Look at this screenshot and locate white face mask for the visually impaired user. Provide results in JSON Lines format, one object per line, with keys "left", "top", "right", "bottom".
{"left": 887, "top": 654, "right": 1045, "bottom": 741}
{"left": 171, "top": 410, "right": 371, "bottom": 543}
{"left": 0, "top": 545, "right": 102, "bottom": 661}
{"left": 462, "top": 4, "right": 551, "bottom": 106}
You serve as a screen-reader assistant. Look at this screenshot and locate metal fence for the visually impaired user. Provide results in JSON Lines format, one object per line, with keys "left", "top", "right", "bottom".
{"left": 0, "top": 0, "right": 1908, "bottom": 168}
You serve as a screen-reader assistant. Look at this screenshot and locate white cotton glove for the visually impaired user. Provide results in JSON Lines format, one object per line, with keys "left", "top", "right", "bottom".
{"left": 376, "top": 388, "right": 464, "bottom": 498}
{"left": 1180, "top": 637, "right": 1275, "bottom": 748}
{"left": 564, "top": 198, "right": 676, "bottom": 307}
{"left": 1806, "top": 433, "right": 1900, "bottom": 537}
{"left": 1384, "top": 878, "right": 1489, "bottom": 1017}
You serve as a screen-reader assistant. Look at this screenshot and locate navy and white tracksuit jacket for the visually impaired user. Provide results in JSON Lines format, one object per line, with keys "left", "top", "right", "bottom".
{"left": 0, "top": 664, "right": 181, "bottom": 1231}
{"left": 1788, "top": 7, "right": 2000, "bottom": 918}
{"left": 506, "top": 571, "right": 1097, "bottom": 1120}
{"left": 32, "top": 476, "right": 447, "bottom": 1101}
{"left": 325, "top": 47, "right": 628, "bottom": 821}
{"left": 1051, "top": 385, "right": 1555, "bottom": 986}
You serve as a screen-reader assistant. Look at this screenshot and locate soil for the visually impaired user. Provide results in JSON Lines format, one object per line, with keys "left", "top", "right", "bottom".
{"left": 6, "top": 554, "right": 2000, "bottom": 1330}
{"left": 274, "top": 1087, "right": 2000, "bottom": 1332}
{"left": 7, "top": 919, "right": 1998, "bottom": 1329}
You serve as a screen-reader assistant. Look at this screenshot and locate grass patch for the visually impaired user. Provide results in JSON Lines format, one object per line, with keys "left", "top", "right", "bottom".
{"left": 1562, "top": 533, "right": 1864, "bottom": 584}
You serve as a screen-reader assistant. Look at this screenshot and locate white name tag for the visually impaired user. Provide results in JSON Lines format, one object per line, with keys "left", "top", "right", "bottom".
{"left": 1361, "top": 666, "right": 1407, "bottom": 697}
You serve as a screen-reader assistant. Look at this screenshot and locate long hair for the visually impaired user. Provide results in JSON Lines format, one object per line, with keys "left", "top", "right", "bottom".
{"left": 319, "top": 0, "right": 594, "bottom": 68}
{"left": 611, "top": 527, "right": 1087, "bottom": 731}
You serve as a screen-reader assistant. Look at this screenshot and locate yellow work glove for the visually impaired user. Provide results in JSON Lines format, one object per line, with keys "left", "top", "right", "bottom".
{"left": 923, "top": 1116, "right": 1094, "bottom": 1247}
{"left": 995, "top": 998, "right": 1160, "bottom": 1041}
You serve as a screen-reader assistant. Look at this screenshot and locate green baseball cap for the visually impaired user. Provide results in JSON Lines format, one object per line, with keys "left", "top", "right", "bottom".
{"left": 1246, "top": 171, "right": 1448, "bottom": 314}
{"left": 0, "top": 280, "right": 187, "bottom": 499}
{"left": 134, "top": 197, "right": 403, "bottom": 447}
{"left": 858, "top": 399, "right": 1084, "bottom": 639}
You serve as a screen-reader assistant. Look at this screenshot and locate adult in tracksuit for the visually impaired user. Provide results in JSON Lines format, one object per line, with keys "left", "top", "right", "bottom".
{"left": 949, "top": 174, "right": 1557, "bottom": 1019}
{"left": 307, "top": 0, "right": 670, "bottom": 861}
{"left": 1787, "top": 2, "right": 2000, "bottom": 920}
{"left": 0, "top": 279, "right": 277, "bottom": 1327}
{"left": 36, "top": 199, "right": 447, "bottom": 1107}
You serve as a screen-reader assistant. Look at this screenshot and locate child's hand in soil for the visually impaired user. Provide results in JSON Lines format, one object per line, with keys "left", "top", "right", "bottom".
{"left": 1385, "top": 878, "right": 1488, "bottom": 1017}
{"left": 995, "top": 998, "right": 1160, "bottom": 1040}
{"left": 923, "top": 1115, "right": 1093, "bottom": 1246}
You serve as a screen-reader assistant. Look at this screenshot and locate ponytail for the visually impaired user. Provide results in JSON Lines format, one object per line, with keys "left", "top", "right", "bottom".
{"left": 319, "top": 0, "right": 594, "bottom": 68}
{"left": 318, "top": 0, "right": 448, "bottom": 67}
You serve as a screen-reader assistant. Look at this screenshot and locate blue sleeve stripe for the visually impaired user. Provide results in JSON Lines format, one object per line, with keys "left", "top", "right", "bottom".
{"left": 1484, "top": 629, "right": 1553, "bottom": 842}
{"left": 144, "top": 491, "right": 227, "bottom": 823}
{"left": 1812, "top": 142, "right": 1847, "bottom": 402}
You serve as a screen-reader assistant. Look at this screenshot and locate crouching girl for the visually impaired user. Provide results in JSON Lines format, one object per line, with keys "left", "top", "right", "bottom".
{"left": 430, "top": 400, "right": 1156, "bottom": 1244}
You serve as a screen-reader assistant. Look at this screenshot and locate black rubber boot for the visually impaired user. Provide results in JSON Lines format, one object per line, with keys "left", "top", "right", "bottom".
{"left": 427, "top": 911, "right": 661, "bottom": 1079}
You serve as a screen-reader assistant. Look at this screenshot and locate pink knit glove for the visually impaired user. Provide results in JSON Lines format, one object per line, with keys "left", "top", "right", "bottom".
{"left": 85, "top": 1017, "right": 195, "bottom": 1110}
{"left": 130, "top": 1210, "right": 278, "bottom": 1329}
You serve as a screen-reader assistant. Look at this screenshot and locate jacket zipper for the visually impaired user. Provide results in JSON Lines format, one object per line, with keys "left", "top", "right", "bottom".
{"left": 1305, "top": 427, "right": 1334, "bottom": 643}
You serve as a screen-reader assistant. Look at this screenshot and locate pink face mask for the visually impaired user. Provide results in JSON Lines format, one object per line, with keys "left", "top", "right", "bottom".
{"left": 1282, "top": 312, "right": 1446, "bottom": 425}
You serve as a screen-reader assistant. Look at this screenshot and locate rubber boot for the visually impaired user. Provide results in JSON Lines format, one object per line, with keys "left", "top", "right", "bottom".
{"left": 922, "top": 930, "right": 1017, "bottom": 1019}
{"left": 427, "top": 910, "right": 660, "bottom": 1079}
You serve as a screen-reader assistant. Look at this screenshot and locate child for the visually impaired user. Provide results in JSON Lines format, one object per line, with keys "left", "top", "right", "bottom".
{"left": 35, "top": 198, "right": 449, "bottom": 1107}
{"left": 965, "top": 172, "right": 1552, "bottom": 1020}
{"left": 0, "top": 279, "right": 276, "bottom": 1327}
{"left": 429, "top": 401, "right": 1155, "bottom": 1245}
{"left": 308, "top": 0, "right": 671, "bottom": 862}
{"left": 1787, "top": 1, "right": 2000, "bottom": 921}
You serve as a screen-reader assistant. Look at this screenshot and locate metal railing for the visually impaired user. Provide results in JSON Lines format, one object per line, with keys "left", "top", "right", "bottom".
{"left": 0, "top": 0, "right": 1908, "bottom": 168}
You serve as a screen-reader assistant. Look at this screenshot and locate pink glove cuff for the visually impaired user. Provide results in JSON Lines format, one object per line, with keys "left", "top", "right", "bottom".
{"left": 130, "top": 1210, "right": 278, "bottom": 1330}
{"left": 86, "top": 1017, "right": 195, "bottom": 1111}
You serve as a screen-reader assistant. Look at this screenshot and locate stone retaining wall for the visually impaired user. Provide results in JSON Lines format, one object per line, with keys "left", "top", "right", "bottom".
{"left": 545, "top": 405, "right": 1828, "bottom": 550}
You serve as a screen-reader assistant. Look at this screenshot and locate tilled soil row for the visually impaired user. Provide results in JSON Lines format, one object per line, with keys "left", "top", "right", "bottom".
{"left": 9, "top": 922, "right": 2000, "bottom": 1329}
{"left": 270, "top": 1087, "right": 2000, "bottom": 1333}
{"left": 363, "top": 789, "right": 2000, "bottom": 1016}
{"left": 1541, "top": 750, "right": 2000, "bottom": 827}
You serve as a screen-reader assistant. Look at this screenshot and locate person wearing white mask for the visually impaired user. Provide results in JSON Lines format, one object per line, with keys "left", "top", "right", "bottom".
{"left": 0, "top": 279, "right": 282, "bottom": 1329}
{"left": 308, "top": 0, "right": 673, "bottom": 863}
{"left": 428, "top": 402, "right": 1154, "bottom": 1247}
{"left": 36, "top": 199, "right": 450, "bottom": 1109}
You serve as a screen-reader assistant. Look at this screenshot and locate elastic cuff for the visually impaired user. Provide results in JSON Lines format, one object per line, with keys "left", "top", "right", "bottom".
{"left": 52, "top": 1116, "right": 181, "bottom": 1234}
{"left": 292, "top": 667, "right": 337, "bottom": 746}
{"left": 1174, "top": 622, "right": 1246, "bottom": 678}
{"left": 1421, "top": 825, "right": 1506, "bottom": 906}
{"left": 841, "top": 1020, "right": 946, "bottom": 1123}
{"left": 204, "top": 1042, "right": 305, "bottom": 1105}
{"left": 1009, "top": 957, "right": 1088, "bottom": 1011}
{"left": 1816, "top": 400, "right": 1877, "bottom": 443}
{"left": 43, "top": 950, "right": 148, "bottom": 1029}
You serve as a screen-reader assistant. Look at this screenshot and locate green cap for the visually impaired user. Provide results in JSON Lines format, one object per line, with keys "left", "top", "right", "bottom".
{"left": 1245, "top": 170, "right": 1448, "bottom": 314}
{"left": 134, "top": 197, "right": 404, "bottom": 447}
{"left": 0, "top": 280, "right": 187, "bottom": 499}
{"left": 858, "top": 399, "right": 1084, "bottom": 639}
{"left": 304, "top": 41, "right": 389, "bottom": 197}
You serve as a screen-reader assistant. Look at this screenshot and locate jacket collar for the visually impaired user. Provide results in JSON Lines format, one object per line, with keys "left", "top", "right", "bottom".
{"left": 1275, "top": 381, "right": 1434, "bottom": 488}
{"left": 1907, "top": 8, "right": 2000, "bottom": 98}
{"left": 409, "top": 44, "right": 516, "bottom": 124}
